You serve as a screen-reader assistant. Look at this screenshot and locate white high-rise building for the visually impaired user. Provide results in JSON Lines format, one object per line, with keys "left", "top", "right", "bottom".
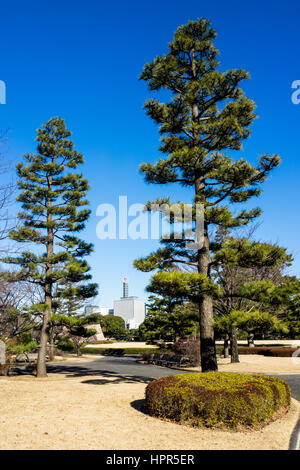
{"left": 113, "top": 278, "right": 145, "bottom": 329}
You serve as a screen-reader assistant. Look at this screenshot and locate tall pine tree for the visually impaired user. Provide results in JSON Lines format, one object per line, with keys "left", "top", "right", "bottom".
{"left": 3, "top": 117, "right": 97, "bottom": 377}
{"left": 135, "top": 18, "right": 280, "bottom": 371}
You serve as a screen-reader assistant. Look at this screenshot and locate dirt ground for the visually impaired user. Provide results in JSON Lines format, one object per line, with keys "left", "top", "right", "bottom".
{"left": 0, "top": 354, "right": 299, "bottom": 450}
{"left": 193, "top": 354, "right": 300, "bottom": 374}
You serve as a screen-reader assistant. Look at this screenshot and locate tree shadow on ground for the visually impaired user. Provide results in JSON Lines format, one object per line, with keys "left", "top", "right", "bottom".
{"left": 8, "top": 366, "right": 35, "bottom": 376}
{"left": 47, "top": 364, "right": 154, "bottom": 385}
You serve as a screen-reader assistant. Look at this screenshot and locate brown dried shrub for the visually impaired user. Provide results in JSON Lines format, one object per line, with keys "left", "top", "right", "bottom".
{"left": 172, "top": 338, "right": 200, "bottom": 365}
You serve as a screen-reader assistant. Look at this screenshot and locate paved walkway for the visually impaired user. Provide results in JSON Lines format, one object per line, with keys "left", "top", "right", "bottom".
{"left": 47, "top": 356, "right": 300, "bottom": 402}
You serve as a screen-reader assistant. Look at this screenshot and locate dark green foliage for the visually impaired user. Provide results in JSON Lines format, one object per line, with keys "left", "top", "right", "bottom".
{"left": 285, "top": 293, "right": 300, "bottom": 338}
{"left": 212, "top": 238, "right": 292, "bottom": 269}
{"left": 4, "top": 333, "right": 38, "bottom": 372}
{"left": 145, "top": 372, "right": 291, "bottom": 428}
{"left": 211, "top": 233, "right": 299, "bottom": 359}
{"left": 6, "top": 336, "right": 38, "bottom": 357}
{"left": 214, "top": 310, "right": 289, "bottom": 340}
{"left": 139, "top": 296, "right": 199, "bottom": 342}
{"left": 100, "top": 315, "right": 128, "bottom": 340}
{"left": 81, "top": 347, "right": 160, "bottom": 356}
{"left": 56, "top": 337, "right": 75, "bottom": 353}
{"left": 55, "top": 281, "right": 98, "bottom": 317}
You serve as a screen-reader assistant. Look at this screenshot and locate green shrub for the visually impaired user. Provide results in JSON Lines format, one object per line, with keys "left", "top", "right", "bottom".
{"left": 145, "top": 372, "right": 291, "bottom": 429}
{"left": 56, "top": 337, "right": 75, "bottom": 353}
{"left": 216, "top": 346, "right": 224, "bottom": 355}
{"left": 81, "top": 347, "right": 159, "bottom": 356}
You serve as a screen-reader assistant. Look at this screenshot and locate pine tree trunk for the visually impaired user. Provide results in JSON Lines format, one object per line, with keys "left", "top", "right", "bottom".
{"left": 248, "top": 332, "right": 255, "bottom": 347}
{"left": 197, "top": 222, "right": 218, "bottom": 372}
{"left": 199, "top": 295, "right": 217, "bottom": 371}
{"left": 193, "top": 77, "right": 217, "bottom": 372}
{"left": 36, "top": 294, "right": 51, "bottom": 377}
{"left": 76, "top": 343, "right": 82, "bottom": 357}
{"left": 36, "top": 172, "right": 54, "bottom": 378}
{"left": 224, "top": 334, "right": 229, "bottom": 358}
{"left": 230, "top": 328, "right": 240, "bottom": 363}
{"left": 48, "top": 327, "right": 55, "bottom": 361}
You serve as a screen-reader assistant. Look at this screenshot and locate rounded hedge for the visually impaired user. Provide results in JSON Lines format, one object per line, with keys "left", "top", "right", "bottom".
{"left": 145, "top": 372, "right": 291, "bottom": 428}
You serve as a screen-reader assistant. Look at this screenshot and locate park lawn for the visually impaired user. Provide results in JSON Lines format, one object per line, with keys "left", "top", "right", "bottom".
{"left": 0, "top": 354, "right": 299, "bottom": 450}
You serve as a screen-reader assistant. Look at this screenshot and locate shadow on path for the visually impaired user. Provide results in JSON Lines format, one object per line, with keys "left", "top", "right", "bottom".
{"left": 47, "top": 364, "right": 152, "bottom": 385}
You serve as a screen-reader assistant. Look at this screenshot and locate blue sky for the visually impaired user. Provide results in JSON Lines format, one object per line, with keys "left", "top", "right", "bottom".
{"left": 0, "top": 0, "right": 299, "bottom": 307}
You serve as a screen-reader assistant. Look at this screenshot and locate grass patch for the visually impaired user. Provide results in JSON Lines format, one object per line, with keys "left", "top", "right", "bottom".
{"left": 80, "top": 347, "right": 160, "bottom": 356}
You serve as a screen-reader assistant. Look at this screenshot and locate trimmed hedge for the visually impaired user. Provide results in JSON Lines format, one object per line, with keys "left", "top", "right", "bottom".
{"left": 81, "top": 345, "right": 298, "bottom": 357}
{"left": 216, "top": 346, "right": 299, "bottom": 357}
{"left": 145, "top": 372, "right": 291, "bottom": 429}
{"left": 237, "top": 347, "right": 298, "bottom": 357}
{"left": 81, "top": 347, "right": 159, "bottom": 356}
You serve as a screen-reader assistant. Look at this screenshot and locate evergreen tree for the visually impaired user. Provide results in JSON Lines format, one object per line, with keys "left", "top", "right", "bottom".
{"left": 211, "top": 235, "right": 294, "bottom": 361}
{"left": 3, "top": 117, "right": 97, "bottom": 377}
{"left": 47, "top": 280, "right": 97, "bottom": 360}
{"left": 214, "top": 309, "right": 289, "bottom": 359}
{"left": 285, "top": 293, "right": 300, "bottom": 339}
{"left": 135, "top": 18, "right": 280, "bottom": 371}
{"left": 100, "top": 315, "right": 128, "bottom": 340}
{"left": 139, "top": 295, "right": 199, "bottom": 342}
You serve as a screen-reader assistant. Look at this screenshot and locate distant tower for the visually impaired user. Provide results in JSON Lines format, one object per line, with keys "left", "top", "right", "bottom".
{"left": 114, "top": 276, "right": 145, "bottom": 329}
{"left": 123, "top": 277, "right": 128, "bottom": 298}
